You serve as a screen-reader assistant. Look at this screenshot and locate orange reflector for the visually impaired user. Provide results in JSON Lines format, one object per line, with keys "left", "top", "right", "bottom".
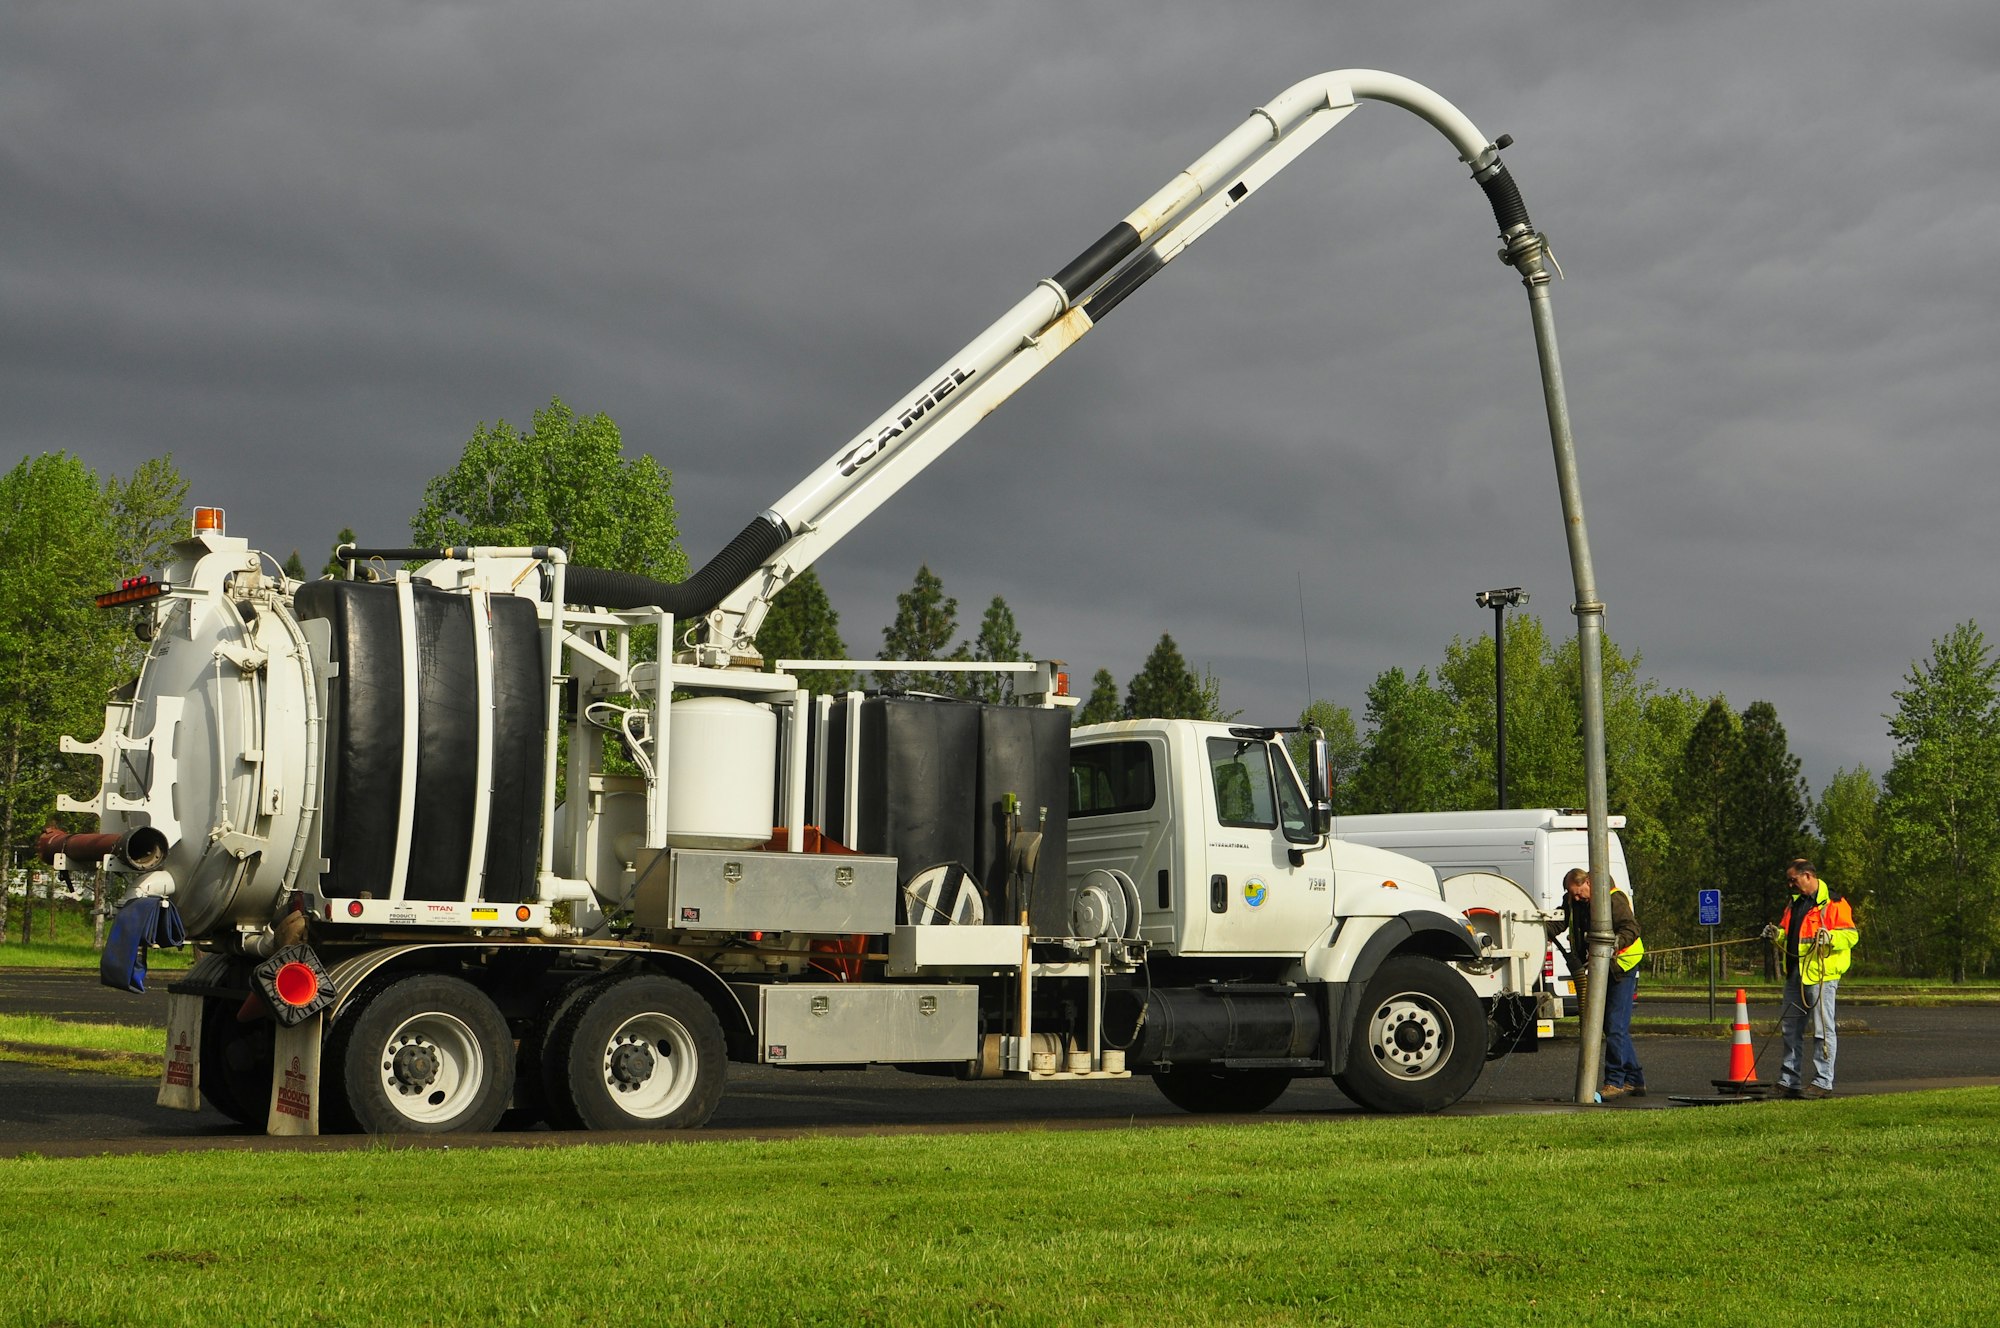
{"left": 192, "top": 506, "right": 225, "bottom": 533}
{"left": 515, "top": 905, "right": 532, "bottom": 922}
{"left": 95, "top": 577, "right": 168, "bottom": 608}
{"left": 273, "top": 961, "right": 319, "bottom": 1007}
{"left": 1054, "top": 671, "right": 1070, "bottom": 696}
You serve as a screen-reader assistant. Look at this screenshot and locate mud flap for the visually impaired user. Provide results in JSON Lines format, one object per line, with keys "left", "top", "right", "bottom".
{"left": 157, "top": 992, "right": 203, "bottom": 1111}
{"left": 266, "top": 1011, "right": 323, "bottom": 1136}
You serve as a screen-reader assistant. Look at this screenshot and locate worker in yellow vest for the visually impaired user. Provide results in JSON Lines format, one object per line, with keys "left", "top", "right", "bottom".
{"left": 1554, "top": 868, "right": 1647, "bottom": 1099}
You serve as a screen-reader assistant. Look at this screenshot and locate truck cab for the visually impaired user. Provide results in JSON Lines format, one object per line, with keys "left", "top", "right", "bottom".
{"left": 1069, "top": 720, "right": 1444, "bottom": 961}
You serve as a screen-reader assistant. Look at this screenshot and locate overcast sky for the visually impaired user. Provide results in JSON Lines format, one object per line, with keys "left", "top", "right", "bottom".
{"left": 6, "top": 1, "right": 1997, "bottom": 795}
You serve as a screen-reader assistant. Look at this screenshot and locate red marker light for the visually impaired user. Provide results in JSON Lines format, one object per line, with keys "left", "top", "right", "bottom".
{"left": 95, "top": 577, "right": 169, "bottom": 608}
{"left": 347, "top": 900, "right": 365, "bottom": 918}
{"left": 273, "top": 962, "right": 319, "bottom": 1007}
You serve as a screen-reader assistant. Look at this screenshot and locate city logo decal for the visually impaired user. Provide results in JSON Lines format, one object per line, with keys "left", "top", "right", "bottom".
{"left": 1243, "top": 877, "right": 1268, "bottom": 908}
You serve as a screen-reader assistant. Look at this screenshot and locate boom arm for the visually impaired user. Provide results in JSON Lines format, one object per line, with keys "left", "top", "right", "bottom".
{"left": 631, "top": 69, "right": 1520, "bottom": 656}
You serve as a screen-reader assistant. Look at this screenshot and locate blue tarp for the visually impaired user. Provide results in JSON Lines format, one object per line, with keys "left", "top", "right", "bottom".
{"left": 99, "top": 896, "right": 187, "bottom": 993}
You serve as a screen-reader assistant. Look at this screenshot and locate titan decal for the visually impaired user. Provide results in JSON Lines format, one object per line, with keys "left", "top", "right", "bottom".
{"left": 835, "top": 368, "right": 973, "bottom": 477}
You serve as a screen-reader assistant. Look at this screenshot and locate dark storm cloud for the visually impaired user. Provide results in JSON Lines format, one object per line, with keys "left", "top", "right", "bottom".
{"left": 5, "top": 0, "right": 1997, "bottom": 792}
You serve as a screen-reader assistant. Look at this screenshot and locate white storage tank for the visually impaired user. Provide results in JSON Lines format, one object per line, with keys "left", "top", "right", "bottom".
{"left": 665, "top": 696, "right": 777, "bottom": 849}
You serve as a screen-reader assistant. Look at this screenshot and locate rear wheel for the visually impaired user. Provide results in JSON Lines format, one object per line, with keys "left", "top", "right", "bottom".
{"left": 544, "top": 974, "right": 726, "bottom": 1130}
{"left": 1152, "top": 1066, "right": 1295, "bottom": 1114}
{"left": 326, "top": 973, "right": 515, "bottom": 1134}
{"left": 1334, "top": 955, "right": 1484, "bottom": 1113}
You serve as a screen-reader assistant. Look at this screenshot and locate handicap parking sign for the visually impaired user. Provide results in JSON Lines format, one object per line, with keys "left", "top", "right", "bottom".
{"left": 1698, "top": 889, "right": 1722, "bottom": 927}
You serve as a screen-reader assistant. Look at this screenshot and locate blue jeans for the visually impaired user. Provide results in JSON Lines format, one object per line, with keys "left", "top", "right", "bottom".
{"left": 1604, "top": 971, "right": 1643, "bottom": 1088}
{"left": 1780, "top": 975, "right": 1838, "bottom": 1090}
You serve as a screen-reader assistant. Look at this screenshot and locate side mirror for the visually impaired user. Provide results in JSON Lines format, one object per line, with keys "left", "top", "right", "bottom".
{"left": 1308, "top": 736, "right": 1334, "bottom": 837}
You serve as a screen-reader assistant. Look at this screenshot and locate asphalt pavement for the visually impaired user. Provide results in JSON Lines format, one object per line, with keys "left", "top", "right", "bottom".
{"left": 4, "top": 969, "right": 1997, "bottom": 1155}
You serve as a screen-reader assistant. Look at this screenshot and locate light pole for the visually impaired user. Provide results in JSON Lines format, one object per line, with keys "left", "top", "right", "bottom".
{"left": 1475, "top": 587, "right": 1528, "bottom": 809}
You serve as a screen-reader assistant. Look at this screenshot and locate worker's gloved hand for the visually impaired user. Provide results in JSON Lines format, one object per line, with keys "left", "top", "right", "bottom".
{"left": 1759, "top": 923, "right": 1780, "bottom": 943}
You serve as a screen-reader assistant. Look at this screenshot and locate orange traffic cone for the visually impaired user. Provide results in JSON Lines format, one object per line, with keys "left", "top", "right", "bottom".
{"left": 1712, "top": 987, "right": 1769, "bottom": 1095}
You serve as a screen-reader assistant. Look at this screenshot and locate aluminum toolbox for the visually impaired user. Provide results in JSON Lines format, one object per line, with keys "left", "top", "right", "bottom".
{"left": 749, "top": 983, "right": 979, "bottom": 1065}
{"left": 632, "top": 846, "right": 897, "bottom": 934}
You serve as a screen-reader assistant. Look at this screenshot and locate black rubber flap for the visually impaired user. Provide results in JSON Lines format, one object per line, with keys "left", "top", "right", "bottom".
{"left": 405, "top": 587, "right": 477, "bottom": 900}
{"left": 294, "top": 580, "right": 404, "bottom": 899}
{"left": 481, "top": 593, "right": 546, "bottom": 902}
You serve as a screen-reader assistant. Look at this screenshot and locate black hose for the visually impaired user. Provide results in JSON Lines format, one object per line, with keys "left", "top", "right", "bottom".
{"left": 1476, "top": 160, "right": 1533, "bottom": 237}
{"left": 562, "top": 513, "right": 789, "bottom": 615}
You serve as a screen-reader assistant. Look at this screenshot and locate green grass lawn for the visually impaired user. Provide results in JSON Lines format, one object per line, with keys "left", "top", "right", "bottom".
{"left": 0, "top": 900, "right": 191, "bottom": 971}
{"left": 0, "top": 1012, "right": 161, "bottom": 1077}
{"left": 4, "top": 1088, "right": 1998, "bottom": 1326}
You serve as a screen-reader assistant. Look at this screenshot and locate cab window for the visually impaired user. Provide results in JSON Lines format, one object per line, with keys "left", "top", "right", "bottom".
{"left": 1070, "top": 741, "right": 1156, "bottom": 817}
{"left": 1209, "top": 738, "right": 1317, "bottom": 844}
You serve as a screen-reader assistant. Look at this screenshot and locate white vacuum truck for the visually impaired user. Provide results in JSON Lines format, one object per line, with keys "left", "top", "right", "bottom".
{"left": 54, "top": 67, "right": 1583, "bottom": 1135}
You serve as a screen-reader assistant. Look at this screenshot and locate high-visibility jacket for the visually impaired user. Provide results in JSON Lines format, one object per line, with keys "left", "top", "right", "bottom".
{"left": 1777, "top": 881, "right": 1858, "bottom": 985}
{"left": 1611, "top": 888, "right": 1645, "bottom": 972}
{"left": 1554, "top": 887, "right": 1645, "bottom": 974}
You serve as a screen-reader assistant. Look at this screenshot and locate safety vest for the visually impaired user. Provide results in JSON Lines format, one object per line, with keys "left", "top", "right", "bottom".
{"left": 1779, "top": 882, "right": 1857, "bottom": 985}
{"left": 1612, "top": 887, "right": 1645, "bottom": 972}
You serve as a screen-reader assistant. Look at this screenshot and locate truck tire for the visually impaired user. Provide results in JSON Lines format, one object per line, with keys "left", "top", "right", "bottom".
{"left": 543, "top": 974, "right": 726, "bottom": 1131}
{"left": 1333, "top": 955, "right": 1484, "bottom": 1113}
{"left": 530, "top": 973, "right": 615, "bottom": 1131}
{"left": 199, "top": 997, "right": 274, "bottom": 1127}
{"left": 1151, "top": 1067, "right": 1294, "bottom": 1114}
{"left": 325, "top": 973, "right": 515, "bottom": 1134}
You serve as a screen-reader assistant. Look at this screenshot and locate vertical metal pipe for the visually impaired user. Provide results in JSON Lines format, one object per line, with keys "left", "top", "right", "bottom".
{"left": 1494, "top": 600, "right": 1508, "bottom": 810}
{"left": 1516, "top": 259, "right": 1613, "bottom": 1104}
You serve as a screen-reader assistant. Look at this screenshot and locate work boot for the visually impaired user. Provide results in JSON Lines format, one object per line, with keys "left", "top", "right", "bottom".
{"left": 1802, "top": 1085, "right": 1833, "bottom": 1100}
{"left": 1623, "top": 1084, "right": 1647, "bottom": 1098}
{"left": 1781, "top": 1086, "right": 1806, "bottom": 1100}
{"left": 1598, "top": 1084, "right": 1627, "bottom": 1100}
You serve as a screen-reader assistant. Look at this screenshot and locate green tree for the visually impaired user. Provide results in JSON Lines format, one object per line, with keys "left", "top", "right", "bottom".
{"left": 1349, "top": 667, "right": 1458, "bottom": 813}
{"left": 106, "top": 455, "right": 189, "bottom": 582}
{"left": 1816, "top": 766, "right": 1884, "bottom": 957}
{"left": 1290, "top": 699, "right": 1361, "bottom": 812}
{"left": 0, "top": 453, "right": 122, "bottom": 944}
{"left": 1125, "top": 634, "right": 1206, "bottom": 720}
{"left": 1727, "top": 700, "right": 1813, "bottom": 971}
{"left": 1656, "top": 698, "right": 1741, "bottom": 951}
{"left": 756, "top": 568, "right": 853, "bottom": 694}
{"left": 282, "top": 550, "right": 308, "bottom": 582}
{"left": 1193, "top": 666, "right": 1241, "bottom": 723}
{"left": 1077, "top": 669, "right": 1123, "bottom": 725}
{"left": 878, "top": 564, "right": 958, "bottom": 694}
{"left": 411, "top": 397, "right": 686, "bottom": 581}
{"left": 1882, "top": 622, "right": 2000, "bottom": 982}
{"left": 323, "top": 528, "right": 357, "bottom": 579}
{"left": 960, "top": 595, "right": 1026, "bottom": 704}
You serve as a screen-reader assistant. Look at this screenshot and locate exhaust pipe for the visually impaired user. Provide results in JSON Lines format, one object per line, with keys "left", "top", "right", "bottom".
{"left": 35, "top": 824, "right": 170, "bottom": 870}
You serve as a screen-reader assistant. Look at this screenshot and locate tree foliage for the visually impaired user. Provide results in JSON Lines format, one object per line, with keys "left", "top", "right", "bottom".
{"left": 1125, "top": 634, "right": 1207, "bottom": 721}
{"left": 0, "top": 455, "right": 122, "bottom": 940}
{"left": 878, "top": 564, "right": 958, "bottom": 694}
{"left": 1077, "top": 669, "right": 1122, "bottom": 726}
{"left": 757, "top": 568, "right": 852, "bottom": 694}
{"left": 411, "top": 397, "right": 686, "bottom": 582}
{"left": 960, "top": 596, "right": 1027, "bottom": 705}
{"left": 1881, "top": 622, "right": 2000, "bottom": 982}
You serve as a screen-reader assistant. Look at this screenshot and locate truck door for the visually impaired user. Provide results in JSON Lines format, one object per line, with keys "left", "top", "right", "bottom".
{"left": 1067, "top": 735, "right": 1179, "bottom": 949}
{"left": 1193, "top": 736, "right": 1333, "bottom": 954}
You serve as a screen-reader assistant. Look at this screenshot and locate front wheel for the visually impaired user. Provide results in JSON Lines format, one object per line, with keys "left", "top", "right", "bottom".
{"left": 1152, "top": 1066, "right": 1295, "bottom": 1114}
{"left": 1333, "top": 955, "right": 1484, "bottom": 1113}
{"left": 544, "top": 975, "right": 726, "bottom": 1130}
{"left": 326, "top": 974, "right": 515, "bottom": 1134}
